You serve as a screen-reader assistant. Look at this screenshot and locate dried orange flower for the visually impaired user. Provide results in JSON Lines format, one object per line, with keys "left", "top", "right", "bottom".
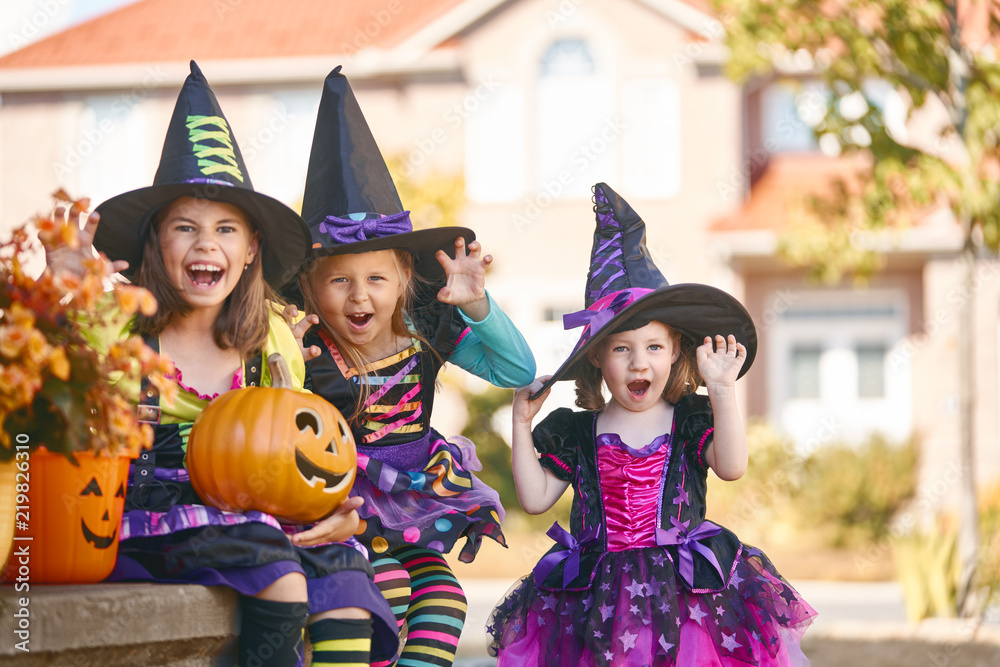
{"left": 1, "top": 190, "right": 172, "bottom": 459}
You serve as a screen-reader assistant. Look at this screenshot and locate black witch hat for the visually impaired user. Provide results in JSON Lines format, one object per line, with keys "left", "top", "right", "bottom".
{"left": 94, "top": 61, "right": 310, "bottom": 289}
{"left": 533, "top": 182, "right": 757, "bottom": 397}
{"left": 300, "top": 66, "right": 473, "bottom": 283}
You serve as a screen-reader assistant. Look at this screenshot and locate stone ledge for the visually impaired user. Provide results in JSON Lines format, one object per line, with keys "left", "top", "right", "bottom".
{"left": 0, "top": 583, "right": 238, "bottom": 666}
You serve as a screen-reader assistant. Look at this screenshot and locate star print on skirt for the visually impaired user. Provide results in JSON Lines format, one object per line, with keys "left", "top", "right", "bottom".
{"left": 488, "top": 545, "right": 816, "bottom": 666}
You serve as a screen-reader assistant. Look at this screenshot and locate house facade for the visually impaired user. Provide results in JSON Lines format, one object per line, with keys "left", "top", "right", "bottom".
{"left": 0, "top": 0, "right": 995, "bottom": 506}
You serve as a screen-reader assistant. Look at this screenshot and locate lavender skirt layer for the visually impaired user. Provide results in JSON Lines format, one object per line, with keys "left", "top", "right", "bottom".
{"left": 489, "top": 545, "right": 816, "bottom": 666}
{"left": 108, "top": 497, "right": 399, "bottom": 661}
{"left": 352, "top": 430, "right": 506, "bottom": 562}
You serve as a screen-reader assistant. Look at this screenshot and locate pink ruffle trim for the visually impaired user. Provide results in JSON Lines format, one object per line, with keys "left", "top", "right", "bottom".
{"left": 542, "top": 453, "right": 573, "bottom": 475}
{"left": 696, "top": 427, "right": 714, "bottom": 469}
{"left": 168, "top": 366, "right": 245, "bottom": 401}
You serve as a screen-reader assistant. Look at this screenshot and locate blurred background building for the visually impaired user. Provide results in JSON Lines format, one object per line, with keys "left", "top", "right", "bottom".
{"left": 0, "top": 0, "right": 996, "bottom": 515}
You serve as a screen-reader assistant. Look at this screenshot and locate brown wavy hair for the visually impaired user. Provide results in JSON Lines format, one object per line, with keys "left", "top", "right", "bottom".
{"left": 574, "top": 320, "right": 701, "bottom": 411}
{"left": 132, "top": 198, "right": 285, "bottom": 358}
{"left": 298, "top": 249, "right": 437, "bottom": 424}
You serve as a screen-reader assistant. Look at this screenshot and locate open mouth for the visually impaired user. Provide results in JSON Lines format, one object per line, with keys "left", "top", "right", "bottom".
{"left": 81, "top": 519, "right": 117, "bottom": 549}
{"left": 295, "top": 447, "right": 352, "bottom": 492}
{"left": 627, "top": 380, "right": 651, "bottom": 400}
{"left": 346, "top": 313, "right": 373, "bottom": 328}
{"left": 186, "top": 263, "right": 223, "bottom": 287}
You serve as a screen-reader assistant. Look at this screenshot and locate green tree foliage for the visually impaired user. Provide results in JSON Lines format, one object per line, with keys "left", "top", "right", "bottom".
{"left": 709, "top": 422, "right": 918, "bottom": 549}
{"left": 715, "top": 0, "right": 996, "bottom": 617}
{"left": 459, "top": 386, "right": 519, "bottom": 511}
{"left": 458, "top": 388, "right": 573, "bottom": 532}
{"left": 893, "top": 488, "right": 1000, "bottom": 620}
{"left": 798, "top": 434, "right": 919, "bottom": 547}
{"left": 716, "top": 0, "right": 1000, "bottom": 279}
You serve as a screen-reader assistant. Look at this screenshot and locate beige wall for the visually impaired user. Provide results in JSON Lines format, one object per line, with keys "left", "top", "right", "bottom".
{"left": 914, "top": 256, "right": 1000, "bottom": 506}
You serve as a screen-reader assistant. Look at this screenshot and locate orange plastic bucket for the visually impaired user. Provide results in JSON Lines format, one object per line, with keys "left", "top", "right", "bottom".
{"left": 3, "top": 448, "right": 131, "bottom": 583}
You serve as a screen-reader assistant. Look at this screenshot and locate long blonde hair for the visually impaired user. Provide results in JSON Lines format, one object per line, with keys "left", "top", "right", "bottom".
{"left": 299, "top": 249, "right": 436, "bottom": 423}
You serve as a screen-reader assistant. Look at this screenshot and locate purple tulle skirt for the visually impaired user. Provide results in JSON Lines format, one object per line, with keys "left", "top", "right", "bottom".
{"left": 489, "top": 545, "right": 816, "bottom": 666}
{"left": 352, "top": 430, "right": 506, "bottom": 562}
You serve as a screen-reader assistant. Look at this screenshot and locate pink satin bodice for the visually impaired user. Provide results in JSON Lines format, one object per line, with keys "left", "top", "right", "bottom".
{"left": 597, "top": 433, "right": 670, "bottom": 552}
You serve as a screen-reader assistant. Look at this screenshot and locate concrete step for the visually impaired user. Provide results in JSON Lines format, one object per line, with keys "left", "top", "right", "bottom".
{"left": 0, "top": 583, "right": 237, "bottom": 666}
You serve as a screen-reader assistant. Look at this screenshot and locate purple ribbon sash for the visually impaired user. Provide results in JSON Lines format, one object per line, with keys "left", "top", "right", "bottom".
{"left": 655, "top": 516, "right": 724, "bottom": 587}
{"left": 533, "top": 522, "right": 600, "bottom": 588}
{"left": 317, "top": 210, "right": 412, "bottom": 244}
{"left": 562, "top": 307, "right": 615, "bottom": 334}
{"left": 562, "top": 290, "right": 633, "bottom": 334}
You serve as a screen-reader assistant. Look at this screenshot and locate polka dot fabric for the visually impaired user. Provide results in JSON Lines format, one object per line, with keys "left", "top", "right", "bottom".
{"left": 351, "top": 432, "right": 506, "bottom": 562}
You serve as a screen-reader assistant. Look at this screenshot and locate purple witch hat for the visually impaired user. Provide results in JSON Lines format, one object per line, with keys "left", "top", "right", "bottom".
{"left": 533, "top": 182, "right": 757, "bottom": 397}
{"left": 301, "top": 66, "right": 473, "bottom": 283}
{"left": 94, "top": 61, "right": 309, "bottom": 289}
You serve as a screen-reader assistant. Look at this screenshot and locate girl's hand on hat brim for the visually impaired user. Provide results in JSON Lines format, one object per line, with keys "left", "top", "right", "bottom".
{"left": 290, "top": 496, "right": 365, "bottom": 546}
{"left": 436, "top": 236, "right": 490, "bottom": 320}
{"left": 285, "top": 304, "right": 322, "bottom": 362}
{"left": 44, "top": 210, "right": 130, "bottom": 278}
{"left": 514, "top": 375, "right": 552, "bottom": 426}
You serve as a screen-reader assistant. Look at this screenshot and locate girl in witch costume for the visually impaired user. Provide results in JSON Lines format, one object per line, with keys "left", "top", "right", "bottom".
{"left": 46, "top": 62, "right": 399, "bottom": 667}
{"left": 288, "top": 67, "right": 535, "bottom": 667}
{"left": 488, "top": 183, "right": 816, "bottom": 666}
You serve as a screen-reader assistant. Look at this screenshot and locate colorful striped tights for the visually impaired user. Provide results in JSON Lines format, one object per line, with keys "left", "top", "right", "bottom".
{"left": 371, "top": 546, "right": 466, "bottom": 667}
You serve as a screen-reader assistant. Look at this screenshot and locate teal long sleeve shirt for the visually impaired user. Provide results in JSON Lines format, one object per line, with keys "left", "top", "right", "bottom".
{"left": 449, "top": 292, "right": 535, "bottom": 388}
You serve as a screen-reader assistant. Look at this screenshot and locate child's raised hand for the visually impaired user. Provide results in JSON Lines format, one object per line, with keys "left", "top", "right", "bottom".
{"left": 290, "top": 496, "right": 365, "bottom": 546}
{"left": 284, "top": 304, "right": 321, "bottom": 362}
{"left": 436, "top": 236, "right": 490, "bottom": 321}
{"left": 513, "top": 376, "right": 552, "bottom": 426}
{"left": 696, "top": 335, "right": 746, "bottom": 393}
{"left": 44, "top": 209, "right": 129, "bottom": 278}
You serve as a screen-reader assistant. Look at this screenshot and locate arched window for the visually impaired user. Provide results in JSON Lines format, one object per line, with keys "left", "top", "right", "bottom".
{"left": 540, "top": 39, "right": 595, "bottom": 77}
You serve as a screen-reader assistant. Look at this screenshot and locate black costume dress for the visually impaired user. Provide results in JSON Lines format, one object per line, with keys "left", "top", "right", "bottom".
{"left": 304, "top": 292, "right": 534, "bottom": 562}
{"left": 489, "top": 394, "right": 816, "bottom": 666}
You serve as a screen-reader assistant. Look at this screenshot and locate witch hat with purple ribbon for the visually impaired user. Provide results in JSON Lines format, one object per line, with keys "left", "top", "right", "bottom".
{"left": 299, "top": 66, "right": 474, "bottom": 283}
{"left": 94, "top": 61, "right": 310, "bottom": 289}
{"left": 533, "top": 182, "right": 757, "bottom": 397}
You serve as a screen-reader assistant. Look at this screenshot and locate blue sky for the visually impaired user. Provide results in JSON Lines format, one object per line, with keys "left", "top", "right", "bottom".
{"left": 0, "top": 0, "right": 138, "bottom": 56}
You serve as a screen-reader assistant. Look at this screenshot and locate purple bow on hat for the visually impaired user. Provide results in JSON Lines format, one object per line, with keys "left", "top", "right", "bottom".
{"left": 563, "top": 290, "right": 631, "bottom": 333}
{"left": 655, "top": 516, "right": 724, "bottom": 587}
{"left": 317, "top": 210, "right": 412, "bottom": 245}
{"left": 562, "top": 288, "right": 654, "bottom": 336}
{"left": 533, "top": 522, "right": 600, "bottom": 588}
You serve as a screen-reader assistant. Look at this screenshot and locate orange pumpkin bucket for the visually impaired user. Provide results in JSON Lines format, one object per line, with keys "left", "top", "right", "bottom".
{"left": 187, "top": 353, "right": 357, "bottom": 524}
{"left": 0, "top": 460, "right": 16, "bottom": 572}
{"left": 3, "top": 448, "right": 131, "bottom": 583}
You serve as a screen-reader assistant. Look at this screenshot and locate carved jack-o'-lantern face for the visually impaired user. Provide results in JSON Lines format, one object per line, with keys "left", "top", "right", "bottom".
{"left": 3, "top": 450, "right": 130, "bottom": 584}
{"left": 292, "top": 406, "right": 355, "bottom": 495}
{"left": 187, "top": 354, "right": 357, "bottom": 524}
{"left": 79, "top": 477, "right": 124, "bottom": 549}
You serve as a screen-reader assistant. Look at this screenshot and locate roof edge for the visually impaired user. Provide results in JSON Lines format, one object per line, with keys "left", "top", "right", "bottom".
{"left": 392, "top": 0, "right": 513, "bottom": 59}
{"left": 0, "top": 49, "right": 462, "bottom": 93}
{"left": 632, "top": 0, "right": 722, "bottom": 39}
{"left": 392, "top": 0, "right": 722, "bottom": 62}
{"left": 711, "top": 220, "right": 966, "bottom": 262}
